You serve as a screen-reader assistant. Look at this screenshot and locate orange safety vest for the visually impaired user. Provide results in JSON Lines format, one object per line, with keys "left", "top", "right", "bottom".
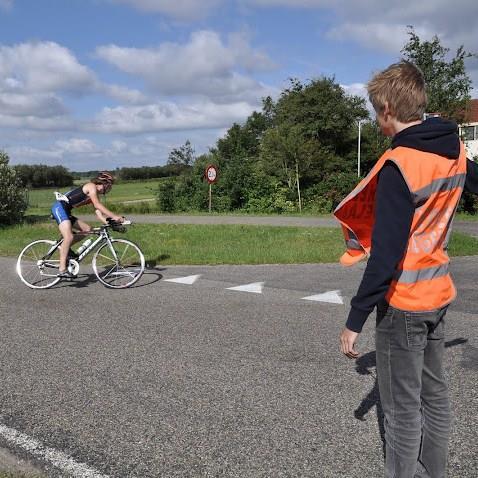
{"left": 334, "top": 143, "right": 467, "bottom": 311}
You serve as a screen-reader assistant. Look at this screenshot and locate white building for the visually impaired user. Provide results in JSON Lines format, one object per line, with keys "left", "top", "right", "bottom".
{"left": 459, "top": 99, "right": 478, "bottom": 159}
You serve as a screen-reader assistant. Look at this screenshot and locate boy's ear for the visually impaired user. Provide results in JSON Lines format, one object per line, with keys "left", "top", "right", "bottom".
{"left": 382, "top": 101, "right": 391, "bottom": 118}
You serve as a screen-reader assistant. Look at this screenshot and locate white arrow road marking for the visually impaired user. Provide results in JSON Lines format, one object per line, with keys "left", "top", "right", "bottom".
{"left": 226, "top": 282, "right": 265, "bottom": 294}
{"left": 302, "top": 290, "right": 344, "bottom": 304}
{"left": 0, "top": 422, "right": 109, "bottom": 478}
{"left": 164, "top": 274, "right": 201, "bottom": 285}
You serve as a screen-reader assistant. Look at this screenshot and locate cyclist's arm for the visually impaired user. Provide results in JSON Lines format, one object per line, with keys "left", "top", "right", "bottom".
{"left": 95, "top": 209, "right": 125, "bottom": 224}
{"left": 84, "top": 183, "right": 123, "bottom": 222}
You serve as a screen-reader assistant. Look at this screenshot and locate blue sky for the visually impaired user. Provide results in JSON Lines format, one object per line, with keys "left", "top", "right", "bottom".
{"left": 1, "top": 0, "right": 477, "bottom": 171}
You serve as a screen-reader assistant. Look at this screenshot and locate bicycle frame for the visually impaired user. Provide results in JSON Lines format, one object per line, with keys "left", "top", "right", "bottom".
{"left": 44, "top": 226, "right": 118, "bottom": 264}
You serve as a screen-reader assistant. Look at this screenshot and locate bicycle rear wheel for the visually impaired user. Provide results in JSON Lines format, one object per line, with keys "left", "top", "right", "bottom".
{"left": 17, "top": 240, "right": 61, "bottom": 289}
{"left": 92, "top": 239, "right": 145, "bottom": 288}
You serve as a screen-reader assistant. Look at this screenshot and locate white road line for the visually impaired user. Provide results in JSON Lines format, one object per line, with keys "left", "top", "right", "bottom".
{"left": 164, "top": 274, "right": 201, "bottom": 285}
{"left": 0, "top": 423, "right": 109, "bottom": 478}
{"left": 302, "top": 290, "right": 344, "bottom": 304}
{"left": 226, "top": 282, "right": 265, "bottom": 294}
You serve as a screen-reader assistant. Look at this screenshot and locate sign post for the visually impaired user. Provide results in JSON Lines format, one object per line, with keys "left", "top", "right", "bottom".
{"left": 205, "top": 165, "right": 218, "bottom": 213}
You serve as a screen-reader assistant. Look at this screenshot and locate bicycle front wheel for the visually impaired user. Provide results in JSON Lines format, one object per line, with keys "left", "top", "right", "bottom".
{"left": 17, "top": 240, "right": 61, "bottom": 289}
{"left": 92, "top": 239, "right": 145, "bottom": 288}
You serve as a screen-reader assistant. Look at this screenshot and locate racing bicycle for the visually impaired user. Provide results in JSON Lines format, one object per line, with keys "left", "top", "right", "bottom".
{"left": 16, "top": 219, "right": 145, "bottom": 289}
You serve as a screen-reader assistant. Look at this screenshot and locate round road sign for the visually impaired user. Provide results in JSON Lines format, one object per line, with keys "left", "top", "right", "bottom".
{"left": 205, "top": 165, "right": 218, "bottom": 184}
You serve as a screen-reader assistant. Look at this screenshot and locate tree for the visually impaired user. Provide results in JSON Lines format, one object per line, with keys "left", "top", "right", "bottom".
{"left": 13, "top": 164, "right": 74, "bottom": 188}
{"left": 358, "top": 121, "right": 391, "bottom": 176}
{"left": 0, "top": 151, "right": 28, "bottom": 225}
{"left": 401, "top": 26, "right": 476, "bottom": 122}
{"left": 260, "top": 125, "right": 312, "bottom": 211}
{"left": 273, "top": 77, "right": 368, "bottom": 153}
{"left": 260, "top": 77, "right": 369, "bottom": 196}
{"left": 167, "top": 140, "right": 195, "bottom": 167}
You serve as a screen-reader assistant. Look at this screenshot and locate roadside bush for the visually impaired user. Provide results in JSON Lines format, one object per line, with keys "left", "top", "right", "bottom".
{"left": 303, "top": 195, "right": 334, "bottom": 214}
{"left": 157, "top": 179, "right": 176, "bottom": 212}
{"left": 208, "top": 194, "right": 232, "bottom": 212}
{"left": 458, "top": 191, "right": 478, "bottom": 215}
{"left": 306, "top": 171, "right": 359, "bottom": 212}
{"left": 0, "top": 151, "right": 28, "bottom": 225}
{"left": 244, "top": 186, "right": 296, "bottom": 213}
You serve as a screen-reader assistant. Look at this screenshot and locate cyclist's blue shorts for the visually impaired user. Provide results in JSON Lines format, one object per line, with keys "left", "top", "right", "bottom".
{"left": 51, "top": 201, "right": 78, "bottom": 225}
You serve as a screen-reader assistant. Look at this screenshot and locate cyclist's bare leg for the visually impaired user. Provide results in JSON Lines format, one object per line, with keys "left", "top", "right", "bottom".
{"left": 58, "top": 220, "right": 74, "bottom": 272}
{"left": 71, "top": 219, "right": 92, "bottom": 244}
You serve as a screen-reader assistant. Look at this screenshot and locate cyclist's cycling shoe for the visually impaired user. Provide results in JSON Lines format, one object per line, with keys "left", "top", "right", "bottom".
{"left": 57, "top": 270, "right": 76, "bottom": 280}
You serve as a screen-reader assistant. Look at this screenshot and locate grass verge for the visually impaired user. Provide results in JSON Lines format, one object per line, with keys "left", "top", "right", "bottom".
{"left": 2, "top": 222, "right": 478, "bottom": 265}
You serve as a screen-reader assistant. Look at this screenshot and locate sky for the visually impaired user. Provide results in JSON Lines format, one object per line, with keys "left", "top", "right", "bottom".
{"left": 0, "top": 0, "right": 477, "bottom": 171}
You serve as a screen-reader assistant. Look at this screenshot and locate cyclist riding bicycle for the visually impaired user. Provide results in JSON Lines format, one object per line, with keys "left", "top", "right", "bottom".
{"left": 51, "top": 171, "right": 123, "bottom": 279}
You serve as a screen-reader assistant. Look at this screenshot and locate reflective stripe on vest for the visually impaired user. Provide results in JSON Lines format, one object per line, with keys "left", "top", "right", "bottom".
{"left": 334, "top": 142, "right": 467, "bottom": 311}
{"left": 393, "top": 262, "right": 449, "bottom": 284}
{"left": 412, "top": 173, "right": 467, "bottom": 206}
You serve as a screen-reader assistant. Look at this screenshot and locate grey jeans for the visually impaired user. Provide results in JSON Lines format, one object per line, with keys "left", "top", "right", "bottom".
{"left": 376, "top": 301, "right": 451, "bottom": 478}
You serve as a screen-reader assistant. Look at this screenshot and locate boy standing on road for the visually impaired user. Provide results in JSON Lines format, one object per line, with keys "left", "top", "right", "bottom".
{"left": 335, "top": 61, "right": 478, "bottom": 477}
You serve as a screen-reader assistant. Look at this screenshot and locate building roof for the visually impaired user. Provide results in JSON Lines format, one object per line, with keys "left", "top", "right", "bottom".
{"left": 464, "top": 99, "right": 478, "bottom": 123}
{"left": 429, "top": 99, "right": 478, "bottom": 124}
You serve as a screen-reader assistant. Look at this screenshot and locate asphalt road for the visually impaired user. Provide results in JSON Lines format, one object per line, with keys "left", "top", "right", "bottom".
{"left": 1, "top": 255, "right": 477, "bottom": 477}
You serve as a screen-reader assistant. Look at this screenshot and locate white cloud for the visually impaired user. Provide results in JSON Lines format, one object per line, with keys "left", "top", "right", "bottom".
{"left": 0, "top": 93, "right": 67, "bottom": 118}
{"left": 109, "top": 0, "right": 222, "bottom": 21}
{"left": 341, "top": 82, "right": 375, "bottom": 115}
{"left": 0, "top": 114, "right": 75, "bottom": 131}
{"left": 96, "top": 30, "right": 275, "bottom": 101}
{"left": 0, "top": 0, "right": 13, "bottom": 11}
{"left": 92, "top": 99, "right": 256, "bottom": 134}
{"left": 100, "top": 84, "right": 149, "bottom": 104}
{"left": 10, "top": 138, "right": 102, "bottom": 162}
{"left": 0, "top": 42, "right": 93, "bottom": 128}
{"left": 8, "top": 145, "right": 63, "bottom": 161}
{"left": 54, "top": 138, "right": 101, "bottom": 155}
{"left": 341, "top": 82, "right": 367, "bottom": 99}
{"left": 0, "top": 40, "right": 158, "bottom": 130}
{"left": 0, "top": 41, "right": 97, "bottom": 94}
{"left": 328, "top": 23, "right": 411, "bottom": 54}
{"left": 7, "top": 134, "right": 207, "bottom": 169}
{"left": 243, "top": 0, "right": 332, "bottom": 6}
{"left": 246, "top": 0, "right": 478, "bottom": 57}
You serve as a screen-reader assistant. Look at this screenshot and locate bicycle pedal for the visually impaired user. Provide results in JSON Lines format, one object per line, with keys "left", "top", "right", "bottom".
{"left": 58, "top": 271, "right": 76, "bottom": 280}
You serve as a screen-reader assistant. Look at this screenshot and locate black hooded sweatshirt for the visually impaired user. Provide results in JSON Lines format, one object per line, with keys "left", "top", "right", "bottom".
{"left": 346, "top": 117, "right": 478, "bottom": 333}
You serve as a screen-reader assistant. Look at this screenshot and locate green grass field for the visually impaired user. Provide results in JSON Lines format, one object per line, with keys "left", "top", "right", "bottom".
{"left": 26, "top": 181, "right": 160, "bottom": 215}
{"left": 3, "top": 222, "right": 478, "bottom": 265}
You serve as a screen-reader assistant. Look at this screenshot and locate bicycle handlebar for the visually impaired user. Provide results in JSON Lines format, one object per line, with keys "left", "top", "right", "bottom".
{"left": 91, "top": 219, "right": 132, "bottom": 233}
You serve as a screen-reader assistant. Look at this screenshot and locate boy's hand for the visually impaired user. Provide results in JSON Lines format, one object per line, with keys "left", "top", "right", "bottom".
{"left": 340, "top": 328, "right": 360, "bottom": 359}
{"left": 113, "top": 215, "right": 124, "bottom": 223}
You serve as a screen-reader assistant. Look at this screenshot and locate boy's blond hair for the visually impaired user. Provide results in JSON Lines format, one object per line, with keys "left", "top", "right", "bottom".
{"left": 367, "top": 61, "right": 427, "bottom": 123}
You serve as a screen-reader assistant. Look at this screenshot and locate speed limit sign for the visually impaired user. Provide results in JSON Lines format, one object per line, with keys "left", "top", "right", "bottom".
{"left": 205, "top": 164, "right": 218, "bottom": 184}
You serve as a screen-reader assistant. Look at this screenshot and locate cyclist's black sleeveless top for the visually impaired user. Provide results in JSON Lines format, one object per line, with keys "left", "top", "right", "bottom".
{"left": 64, "top": 185, "right": 92, "bottom": 210}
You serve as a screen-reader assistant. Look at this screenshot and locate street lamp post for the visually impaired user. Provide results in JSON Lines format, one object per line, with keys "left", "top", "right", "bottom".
{"left": 357, "top": 119, "right": 363, "bottom": 177}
